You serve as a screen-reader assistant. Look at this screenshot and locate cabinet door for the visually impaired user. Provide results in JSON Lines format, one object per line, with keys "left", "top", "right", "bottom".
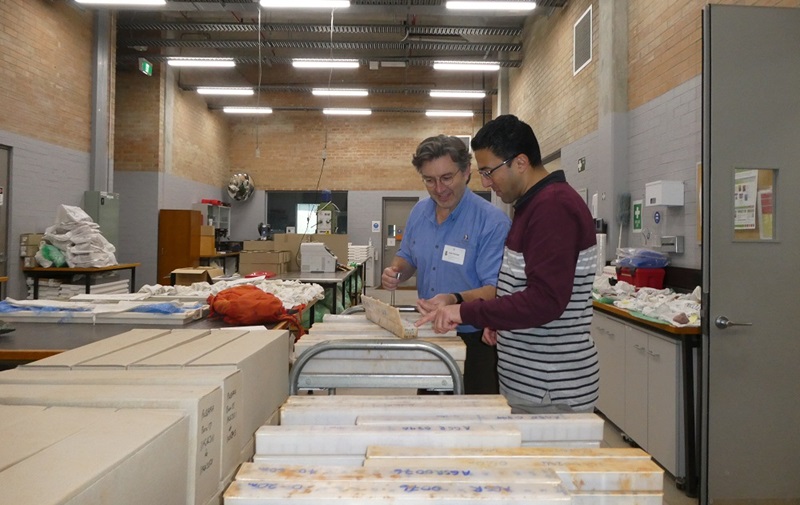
{"left": 592, "top": 312, "right": 627, "bottom": 427}
{"left": 646, "top": 332, "right": 683, "bottom": 477}
{"left": 624, "top": 326, "right": 649, "bottom": 449}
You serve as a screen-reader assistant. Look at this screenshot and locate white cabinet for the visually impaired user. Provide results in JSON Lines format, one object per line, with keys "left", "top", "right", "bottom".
{"left": 592, "top": 312, "right": 627, "bottom": 424}
{"left": 592, "top": 310, "right": 685, "bottom": 478}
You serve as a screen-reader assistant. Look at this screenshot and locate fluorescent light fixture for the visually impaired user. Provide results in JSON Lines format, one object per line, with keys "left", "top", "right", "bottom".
{"left": 446, "top": 1, "right": 536, "bottom": 11}
{"left": 323, "top": 108, "right": 372, "bottom": 116}
{"left": 430, "top": 90, "right": 487, "bottom": 99}
{"left": 293, "top": 59, "right": 359, "bottom": 69}
{"left": 433, "top": 61, "right": 501, "bottom": 71}
{"left": 223, "top": 107, "right": 273, "bottom": 114}
{"left": 260, "top": 0, "right": 349, "bottom": 7}
{"left": 197, "top": 87, "right": 254, "bottom": 96}
{"left": 167, "top": 58, "right": 236, "bottom": 68}
{"left": 426, "top": 110, "right": 474, "bottom": 117}
{"left": 75, "top": 0, "right": 165, "bottom": 4}
{"left": 381, "top": 61, "right": 407, "bottom": 68}
{"left": 312, "top": 88, "right": 368, "bottom": 97}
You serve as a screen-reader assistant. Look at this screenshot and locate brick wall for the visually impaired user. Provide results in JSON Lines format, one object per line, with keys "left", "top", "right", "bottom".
{"left": 629, "top": 0, "right": 800, "bottom": 110}
{"left": 510, "top": 0, "right": 599, "bottom": 158}
{"left": 0, "top": 0, "right": 93, "bottom": 152}
{"left": 227, "top": 105, "right": 483, "bottom": 191}
{"left": 114, "top": 67, "right": 163, "bottom": 172}
{"left": 171, "top": 85, "right": 230, "bottom": 187}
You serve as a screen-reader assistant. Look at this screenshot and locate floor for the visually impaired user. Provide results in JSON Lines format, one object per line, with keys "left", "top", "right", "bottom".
{"left": 362, "top": 287, "right": 699, "bottom": 505}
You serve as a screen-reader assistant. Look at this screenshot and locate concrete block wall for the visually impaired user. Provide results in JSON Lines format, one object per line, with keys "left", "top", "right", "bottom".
{"left": 0, "top": 0, "right": 95, "bottom": 298}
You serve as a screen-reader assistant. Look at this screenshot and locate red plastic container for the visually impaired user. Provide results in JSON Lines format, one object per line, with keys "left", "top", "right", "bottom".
{"left": 615, "top": 267, "right": 665, "bottom": 289}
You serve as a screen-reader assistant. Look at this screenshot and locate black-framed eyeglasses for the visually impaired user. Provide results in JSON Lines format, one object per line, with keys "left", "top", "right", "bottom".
{"left": 478, "top": 154, "right": 518, "bottom": 180}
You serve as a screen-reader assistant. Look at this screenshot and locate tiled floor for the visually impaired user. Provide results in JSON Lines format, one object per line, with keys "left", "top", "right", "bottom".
{"left": 362, "top": 287, "right": 700, "bottom": 505}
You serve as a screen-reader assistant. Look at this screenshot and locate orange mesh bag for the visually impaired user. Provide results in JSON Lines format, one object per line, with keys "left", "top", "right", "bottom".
{"left": 207, "top": 285, "right": 305, "bottom": 336}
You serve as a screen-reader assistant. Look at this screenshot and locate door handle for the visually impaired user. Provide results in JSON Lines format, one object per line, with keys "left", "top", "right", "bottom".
{"left": 715, "top": 316, "right": 753, "bottom": 329}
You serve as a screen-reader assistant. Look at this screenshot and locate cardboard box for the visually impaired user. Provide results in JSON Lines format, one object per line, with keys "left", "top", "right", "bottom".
{"left": 238, "top": 251, "right": 289, "bottom": 276}
{"left": 20, "top": 233, "right": 44, "bottom": 245}
{"left": 0, "top": 383, "right": 222, "bottom": 505}
{"left": 200, "top": 225, "right": 215, "bottom": 237}
{"left": 0, "top": 366, "right": 245, "bottom": 484}
{"left": 0, "top": 408, "right": 189, "bottom": 505}
{"left": 20, "top": 328, "right": 174, "bottom": 370}
{"left": 20, "top": 244, "right": 39, "bottom": 257}
{"left": 243, "top": 240, "right": 274, "bottom": 251}
{"left": 172, "top": 266, "right": 224, "bottom": 285}
{"left": 188, "top": 330, "right": 291, "bottom": 443}
{"left": 200, "top": 235, "right": 215, "bottom": 256}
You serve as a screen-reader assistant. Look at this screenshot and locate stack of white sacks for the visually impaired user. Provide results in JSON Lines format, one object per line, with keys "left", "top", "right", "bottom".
{"left": 0, "top": 328, "right": 292, "bottom": 505}
{"left": 223, "top": 394, "right": 664, "bottom": 504}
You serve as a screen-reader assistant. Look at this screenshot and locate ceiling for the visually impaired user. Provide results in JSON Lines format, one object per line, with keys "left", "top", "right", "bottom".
{"left": 107, "top": 0, "right": 568, "bottom": 112}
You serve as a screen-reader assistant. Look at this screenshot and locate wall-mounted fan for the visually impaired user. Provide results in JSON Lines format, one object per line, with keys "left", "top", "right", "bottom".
{"left": 227, "top": 173, "right": 255, "bottom": 201}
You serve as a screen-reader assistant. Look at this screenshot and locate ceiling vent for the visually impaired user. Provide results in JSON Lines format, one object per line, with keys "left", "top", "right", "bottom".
{"left": 573, "top": 5, "right": 592, "bottom": 75}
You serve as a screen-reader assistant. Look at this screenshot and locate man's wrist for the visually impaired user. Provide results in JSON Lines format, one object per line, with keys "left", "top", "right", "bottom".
{"left": 451, "top": 292, "right": 464, "bottom": 304}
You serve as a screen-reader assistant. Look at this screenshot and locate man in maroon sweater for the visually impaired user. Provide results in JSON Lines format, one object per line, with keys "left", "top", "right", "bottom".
{"left": 417, "top": 115, "right": 599, "bottom": 413}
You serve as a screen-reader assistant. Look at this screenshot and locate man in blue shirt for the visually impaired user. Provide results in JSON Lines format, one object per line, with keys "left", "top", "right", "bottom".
{"left": 382, "top": 134, "right": 511, "bottom": 394}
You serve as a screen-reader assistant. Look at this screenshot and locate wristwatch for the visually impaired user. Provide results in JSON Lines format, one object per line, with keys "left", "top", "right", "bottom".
{"left": 451, "top": 292, "right": 464, "bottom": 304}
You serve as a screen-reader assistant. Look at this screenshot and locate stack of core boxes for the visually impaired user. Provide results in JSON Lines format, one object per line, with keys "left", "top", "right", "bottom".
{"left": 222, "top": 395, "right": 662, "bottom": 504}
{"left": 0, "top": 327, "right": 291, "bottom": 505}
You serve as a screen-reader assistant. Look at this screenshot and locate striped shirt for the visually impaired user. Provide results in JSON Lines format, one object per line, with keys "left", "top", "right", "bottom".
{"left": 460, "top": 170, "right": 599, "bottom": 409}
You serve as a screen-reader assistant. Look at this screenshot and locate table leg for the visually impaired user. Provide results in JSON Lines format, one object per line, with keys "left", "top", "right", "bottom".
{"left": 85, "top": 275, "right": 91, "bottom": 294}
{"left": 33, "top": 275, "right": 40, "bottom": 300}
{"left": 331, "top": 283, "right": 338, "bottom": 314}
{"left": 130, "top": 266, "right": 136, "bottom": 293}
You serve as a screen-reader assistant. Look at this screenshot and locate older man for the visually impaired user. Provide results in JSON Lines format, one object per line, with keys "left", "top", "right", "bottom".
{"left": 382, "top": 134, "right": 510, "bottom": 394}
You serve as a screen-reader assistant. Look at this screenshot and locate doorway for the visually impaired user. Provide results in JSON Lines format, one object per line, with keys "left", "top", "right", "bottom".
{"left": 0, "top": 146, "right": 9, "bottom": 281}
{"left": 380, "top": 197, "right": 418, "bottom": 289}
{"left": 702, "top": 5, "right": 800, "bottom": 503}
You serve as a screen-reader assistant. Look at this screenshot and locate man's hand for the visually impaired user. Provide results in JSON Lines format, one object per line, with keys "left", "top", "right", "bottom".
{"left": 415, "top": 304, "right": 462, "bottom": 333}
{"left": 482, "top": 328, "right": 498, "bottom": 346}
{"left": 381, "top": 266, "right": 402, "bottom": 290}
{"left": 416, "top": 293, "right": 455, "bottom": 315}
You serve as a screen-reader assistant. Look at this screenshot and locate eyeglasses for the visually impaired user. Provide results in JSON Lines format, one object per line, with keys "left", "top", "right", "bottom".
{"left": 421, "top": 170, "right": 462, "bottom": 188}
{"left": 478, "top": 154, "right": 518, "bottom": 180}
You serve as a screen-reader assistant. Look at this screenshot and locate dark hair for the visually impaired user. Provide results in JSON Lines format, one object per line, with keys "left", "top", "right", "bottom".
{"left": 471, "top": 114, "right": 542, "bottom": 166}
{"left": 412, "top": 135, "right": 472, "bottom": 173}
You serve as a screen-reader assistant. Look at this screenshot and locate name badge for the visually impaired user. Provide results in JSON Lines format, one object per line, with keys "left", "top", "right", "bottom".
{"left": 442, "top": 244, "right": 466, "bottom": 265}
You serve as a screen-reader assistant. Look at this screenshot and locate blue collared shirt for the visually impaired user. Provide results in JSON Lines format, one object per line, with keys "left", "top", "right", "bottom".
{"left": 398, "top": 189, "right": 511, "bottom": 332}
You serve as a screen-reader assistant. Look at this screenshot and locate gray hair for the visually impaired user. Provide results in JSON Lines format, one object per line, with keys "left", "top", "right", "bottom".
{"left": 411, "top": 135, "right": 472, "bottom": 173}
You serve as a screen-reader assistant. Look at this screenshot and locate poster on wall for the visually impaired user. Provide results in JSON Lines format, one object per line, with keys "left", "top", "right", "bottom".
{"left": 734, "top": 169, "right": 758, "bottom": 230}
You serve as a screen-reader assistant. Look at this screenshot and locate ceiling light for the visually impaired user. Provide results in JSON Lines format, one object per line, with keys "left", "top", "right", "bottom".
{"left": 292, "top": 59, "right": 359, "bottom": 69}
{"left": 312, "top": 88, "right": 368, "bottom": 97}
{"left": 223, "top": 107, "right": 273, "bottom": 114}
{"left": 323, "top": 108, "right": 372, "bottom": 116}
{"left": 426, "top": 110, "right": 474, "bottom": 117}
{"left": 167, "top": 58, "right": 236, "bottom": 68}
{"left": 75, "top": 0, "right": 165, "bottom": 5}
{"left": 260, "top": 0, "right": 350, "bottom": 7}
{"left": 446, "top": 1, "right": 536, "bottom": 11}
{"left": 430, "top": 90, "right": 487, "bottom": 99}
{"left": 197, "top": 88, "right": 254, "bottom": 96}
{"left": 433, "top": 61, "right": 501, "bottom": 71}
